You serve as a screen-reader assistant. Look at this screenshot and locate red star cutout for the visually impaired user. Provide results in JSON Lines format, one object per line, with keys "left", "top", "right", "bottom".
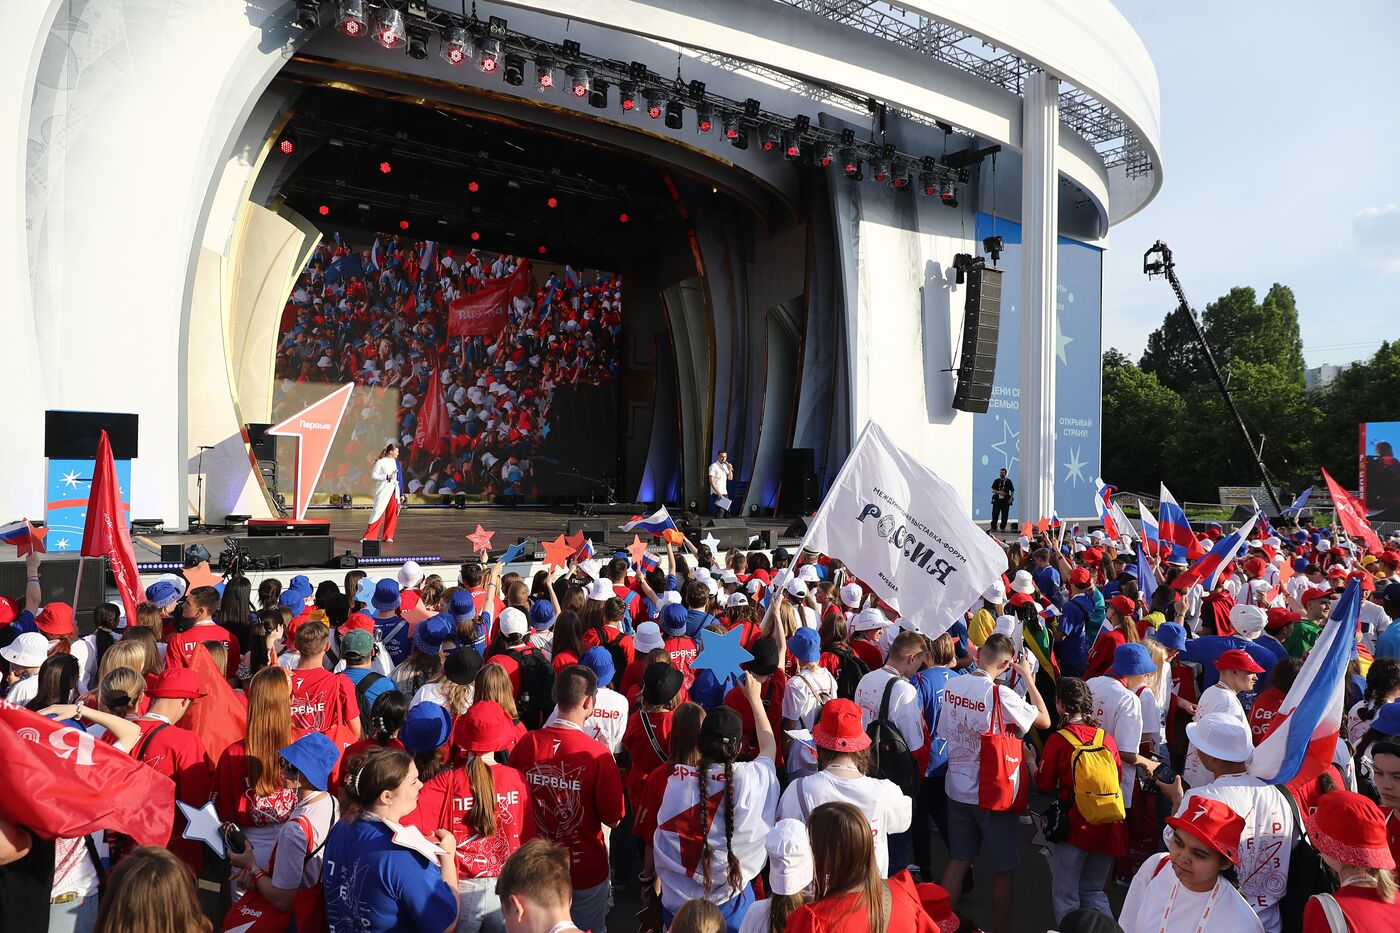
{"left": 15, "top": 520, "right": 47, "bottom": 557}
{"left": 564, "top": 530, "right": 586, "bottom": 554}
{"left": 184, "top": 562, "right": 222, "bottom": 590}
{"left": 466, "top": 524, "right": 495, "bottom": 554}
{"left": 1034, "top": 516, "right": 1049, "bottom": 535}
{"left": 542, "top": 534, "right": 575, "bottom": 572}
{"left": 626, "top": 535, "right": 650, "bottom": 569}
{"left": 657, "top": 783, "right": 726, "bottom": 878}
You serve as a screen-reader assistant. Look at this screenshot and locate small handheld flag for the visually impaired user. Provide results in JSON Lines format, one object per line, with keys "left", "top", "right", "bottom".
{"left": 619, "top": 507, "right": 678, "bottom": 536}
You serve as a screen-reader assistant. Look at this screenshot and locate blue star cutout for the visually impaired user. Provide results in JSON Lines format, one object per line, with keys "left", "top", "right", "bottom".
{"left": 500, "top": 539, "right": 529, "bottom": 566}
{"left": 690, "top": 625, "right": 753, "bottom": 685}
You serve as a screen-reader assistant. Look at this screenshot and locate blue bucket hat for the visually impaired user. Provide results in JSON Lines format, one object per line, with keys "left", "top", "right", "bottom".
{"left": 1150, "top": 622, "right": 1188, "bottom": 653}
{"left": 580, "top": 646, "right": 616, "bottom": 689}
{"left": 788, "top": 627, "right": 821, "bottom": 663}
{"left": 400, "top": 702, "right": 452, "bottom": 753}
{"left": 449, "top": 590, "right": 476, "bottom": 619}
{"left": 354, "top": 577, "right": 377, "bottom": 605}
{"left": 413, "top": 614, "right": 454, "bottom": 655}
{"left": 290, "top": 575, "right": 313, "bottom": 597}
{"left": 529, "top": 600, "right": 556, "bottom": 631}
{"left": 1373, "top": 701, "right": 1400, "bottom": 737}
{"left": 371, "top": 579, "right": 401, "bottom": 612}
{"left": 1107, "top": 642, "right": 1157, "bottom": 677}
{"left": 280, "top": 589, "right": 307, "bottom": 612}
{"left": 660, "top": 603, "right": 689, "bottom": 636}
{"left": 145, "top": 580, "right": 181, "bottom": 610}
{"left": 279, "top": 732, "right": 340, "bottom": 792}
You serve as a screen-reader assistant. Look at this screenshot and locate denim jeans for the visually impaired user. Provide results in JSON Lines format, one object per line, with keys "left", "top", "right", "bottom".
{"left": 456, "top": 877, "right": 505, "bottom": 933}
{"left": 49, "top": 894, "right": 98, "bottom": 933}
{"left": 571, "top": 879, "right": 613, "bottom": 933}
{"left": 1049, "top": 841, "right": 1113, "bottom": 923}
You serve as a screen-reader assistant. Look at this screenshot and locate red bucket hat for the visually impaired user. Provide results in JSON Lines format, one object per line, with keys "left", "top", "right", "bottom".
{"left": 451, "top": 700, "right": 515, "bottom": 756}
{"left": 1306, "top": 790, "right": 1396, "bottom": 870}
{"left": 1165, "top": 796, "right": 1245, "bottom": 863}
{"left": 147, "top": 668, "right": 207, "bottom": 700}
{"left": 36, "top": 603, "right": 75, "bottom": 637}
{"left": 812, "top": 698, "right": 871, "bottom": 753}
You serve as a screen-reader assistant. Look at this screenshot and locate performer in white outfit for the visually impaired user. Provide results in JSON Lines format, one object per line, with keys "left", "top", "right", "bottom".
{"left": 363, "top": 443, "right": 403, "bottom": 543}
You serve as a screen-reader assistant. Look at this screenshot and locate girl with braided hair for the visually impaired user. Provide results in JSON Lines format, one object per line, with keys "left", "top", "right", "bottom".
{"left": 654, "top": 671, "right": 778, "bottom": 933}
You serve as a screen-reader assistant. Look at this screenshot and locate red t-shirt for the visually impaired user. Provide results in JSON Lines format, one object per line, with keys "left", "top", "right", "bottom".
{"left": 852, "top": 638, "right": 884, "bottom": 672}
{"left": 662, "top": 636, "right": 699, "bottom": 689}
{"left": 1248, "top": 687, "right": 1286, "bottom": 744}
{"left": 787, "top": 874, "right": 938, "bottom": 933}
{"left": 581, "top": 626, "right": 636, "bottom": 667}
{"left": 723, "top": 672, "right": 787, "bottom": 769}
{"left": 632, "top": 760, "right": 675, "bottom": 843}
{"left": 1301, "top": 884, "right": 1400, "bottom": 931}
{"left": 511, "top": 724, "right": 625, "bottom": 889}
{"left": 620, "top": 710, "right": 673, "bottom": 804}
{"left": 407, "top": 763, "right": 537, "bottom": 878}
{"left": 1388, "top": 811, "right": 1400, "bottom": 869}
{"left": 1084, "top": 628, "right": 1127, "bottom": 680}
{"left": 288, "top": 667, "right": 359, "bottom": 735}
{"left": 618, "top": 658, "right": 650, "bottom": 702}
{"left": 1034, "top": 722, "right": 1128, "bottom": 856}
{"left": 168, "top": 621, "right": 241, "bottom": 680}
{"left": 132, "top": 716, "right": 213, "bottom": 809}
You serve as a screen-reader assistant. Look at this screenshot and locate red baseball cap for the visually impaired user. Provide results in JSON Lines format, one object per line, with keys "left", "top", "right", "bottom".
{"left": 1166, "top": 796, "right": 1246, "bottom": 863}
{"left": 0, "top": 596, "right": 18, "bottom": 626}
{"left": 1265, "top": 608, "right": 1300, "bottom": 632}
{"left": 36, "top": 603, "right": 75, "bottom": 637}
{"left": 1107, "top": 595, "right": 1136, "bottom": 618}
{"left": 1301, "top": 587, "right": 1332, "bottom": 605}
{"left": 147, "top": 668, "right": 207, "bottom": 700}
{"left": 1007, "top": 592, "right": 1037, "bottom": 609}
{"left": 1326, "top": 566, "right": 1348, "bottom": 580}
{"left": 1069, "top": 567, "right": 1092, "bottom": 587}
{"left": 812, "top": 698, "right": 871, "bottom": 753}
{"left": 1215, "top": 649, "right": 1264, "bottom": 674}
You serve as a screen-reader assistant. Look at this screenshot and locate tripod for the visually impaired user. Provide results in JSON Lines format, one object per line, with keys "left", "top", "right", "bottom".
{"left": 191, "top": 445, "right": 214, "bottom": 532}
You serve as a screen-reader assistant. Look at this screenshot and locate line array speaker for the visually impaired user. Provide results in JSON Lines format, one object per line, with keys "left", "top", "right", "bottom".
{"left": 0, "top": 557, "right": 108, "bottom": 618}
{"left": 778, "top": 448, "right": 819, "bottom": 517}
{"left": 952, "top": 264, "right": 1003, "bottom": 414}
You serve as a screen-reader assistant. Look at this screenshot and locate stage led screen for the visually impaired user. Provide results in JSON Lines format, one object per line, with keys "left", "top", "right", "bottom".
{"left": 273, "top": 233, "right": 623, "bottom": 502}
{"left": 969, "top": 214, "right": 1104, "bottom": 522}
{"left": 1360, "top": 421, "right": 1400, "bottom": 520}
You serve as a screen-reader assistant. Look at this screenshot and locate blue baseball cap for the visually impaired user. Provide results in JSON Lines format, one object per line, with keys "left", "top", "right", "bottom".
{"left": 400, "top": 702, "right": 452, "bottom": 753}
{"left": 279, "top": 732, "right": 340, "bottom": 792}
{"left": 371, "top": 579, "right": 401, "bottom": 612}
{"left": 1373, "top": 701, "right": 1400, "bottom": 737}
{"left": 529, "top": 600, "right": 556, "bottom": 631}
{"left": 448, "top": 590, "right": 476, "bottom": 619}
{"left": 1150, "top": 622, "right": 1188, "bottom": 653}
{"left": 660, "top": 603, "right": 689, "bottom": 636}
{"left": 412, "top": 614, "right": 454, "bottom": 655}
{"left": 788, "top": 628, "right": 821, "bottom": 663}
{"left": 1292, "top": 558, "right": 1311, "bottom": 574}
{"left": 580, "top": 646, "right": 616, "bottom": 689}
{"left": 1107, "top": 642, "right": 1157, "bottom": 677}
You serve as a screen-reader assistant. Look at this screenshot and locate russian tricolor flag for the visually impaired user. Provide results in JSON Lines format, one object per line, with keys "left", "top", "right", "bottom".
{"left": 1172, "top": 514, "right": 1256, "bottom": 591}
{"left": 639, "top": 552, "right": 660, "bottom": 573}
{"left": 1158, "top": 484, "right": 1203, "bottom": 564}
{"left": 0, "top": 520, "right": 31, "bottom": 546}
{"left": 1138, "top": 501, "right": 1160, "bottom": 558}
{"left": 1094, "top": 478, "right": 1119, "bottom": 539}
{"left": 619, "top": 507, "right": 678, "bottom": 536}
{"left": 1248, "top": 578, "right": 1361, "bottom": 785}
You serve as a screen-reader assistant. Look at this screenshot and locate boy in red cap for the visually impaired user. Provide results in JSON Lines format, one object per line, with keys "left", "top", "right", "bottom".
{"left": 1183, "top": 649, "right": 1264, "bottom": 788}
{"left": 131, "top": 667, "right": 214, "bottom": 871}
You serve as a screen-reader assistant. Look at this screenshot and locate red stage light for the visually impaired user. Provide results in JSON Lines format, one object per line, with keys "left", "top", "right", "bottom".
{"left": 786, "top": 145, "right": 800, "bottom": 158}
{"left": 621, "top": 98, "right": 635, "bottom": 111}
{"left": 546, "top": 197, "right": 558, "bottom": 208}
{"left": 538, "top": 245, "right": 548, "bottom": 255}
{"left": 618, "top": 213, "right": 629, "bottom": 223}
{"left": 647, "top": 104, "right": 662, "bottom": 119}
{"left": 467, "top": 180, "right": 479, "bottom": 193}
{"left": 399, "top": 220, "right": 409, "bottom": 229}
{"left": 844, "top": 162, "right": 857, "bottom": 174}
{"left": 481, "top": 56, "right": 498, "bottom": 73}
{"left": 725, "top": 127, "right": 738, "bottom": 140}
{"left": 820, "top": 154, "right": 833, "bottom": 167}
{"left": 318, "top": 205, "right": 330, "bottom": 216}
{"left": 470, "top": 231, "right": 480, "bottom": 241}
{"left": 379, "top": 161, "right": 392, "bottom": 174}
{"left": 698, "top": 117, "right": 713, "bottom": 132}
{"left": 444, "top": 45, "right": 465, "bottom": 65}
{"left": 278, "top": 137, "right": 295, "bottom": 155}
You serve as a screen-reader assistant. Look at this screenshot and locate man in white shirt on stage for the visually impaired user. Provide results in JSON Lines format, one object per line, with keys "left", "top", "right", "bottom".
{"left": 708, "top": 450, "right": 734, "bottom": 517}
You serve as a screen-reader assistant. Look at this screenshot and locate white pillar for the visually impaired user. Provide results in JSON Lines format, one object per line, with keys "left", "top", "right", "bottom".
{"left": 1018, "top": 70, "right": 1059, "bottom": 526}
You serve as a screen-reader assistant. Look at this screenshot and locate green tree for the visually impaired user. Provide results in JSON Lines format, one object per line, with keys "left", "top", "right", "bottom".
{"left": 1139, "top": 305, "right": 1206, "bottom": 393}
{"left": 1314, "top": 340, "right": 1400, "bottom": 486}
{"left": 1202, "top": 284, "right": 1305, "bottom": 384}
{"left": 1101, "top": 350, "right": 1185, "bottom": 494}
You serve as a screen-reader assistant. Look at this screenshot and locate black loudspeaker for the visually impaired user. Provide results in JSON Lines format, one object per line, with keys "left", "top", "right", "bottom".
{"left": 0, "top": 558, "right": 108, "bottom": 616}
{"left": 327, "top": 551, "right": 359, "bottom": 569}
{"left": 362, "top": 540, "right": 381, "bottom": 558}
{"left": 778, "top": 448, "right": 819, "bottom": 518}
{"left": 566, "top": 519, "right": 609, "bottom": 546}
{"left": 233, "top": 536, "right": 335, "bottom": 568}
{"left": 45, "top": 411, "right": 139, "bottom": 459}
{"left": 783, "top": 518, "right": 808, "bottom": 539}
{"left": 246, "top": 423, "right": 275, "bottom": 461}
{"left": 952, "top": 264, "right": 1003, "bottom": 414}
{"left": 160, "top": 544, "right": 184, "bottom": 562}
{"left": 748, "top": 530, "right": 772, "bottom": 550}
{"left": 703, "top": 518, "right": 750, "bottom": 550}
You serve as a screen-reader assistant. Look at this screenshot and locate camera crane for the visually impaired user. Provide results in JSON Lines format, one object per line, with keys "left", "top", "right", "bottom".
{"left": 1143, "top": 241, "right": 1283, "bottom": 513}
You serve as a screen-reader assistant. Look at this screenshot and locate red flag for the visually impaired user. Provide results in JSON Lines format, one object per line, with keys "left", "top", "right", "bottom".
{"left": 80, "top": 430, "right": 141, "bottom": 621}
{"left": 1321, "top": 467, "right": 1382, "bottom": 552}
{"left": 413, "top": 368, "right": 450, "bottom": 458}
{"left": 0, "top": 700, "right": 175, "bottom": 846}
{"left": 179, "top": 646, "right": 247, "bottom": 764}
{"left": 446, "top": 260, "right": 531, "bottom": 337}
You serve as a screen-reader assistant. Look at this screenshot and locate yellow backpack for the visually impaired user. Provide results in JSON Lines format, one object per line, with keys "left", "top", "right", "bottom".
{"left": 1058, "top": 727, "right": 1126, "bottom": 824}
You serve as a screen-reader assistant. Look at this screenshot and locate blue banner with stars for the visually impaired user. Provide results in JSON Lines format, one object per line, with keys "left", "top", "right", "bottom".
{"left": 44, "top": 458, "right": 132, "bottom": 552}
{"left": 970, "top": 214, "right": 1102, "bottom": 522}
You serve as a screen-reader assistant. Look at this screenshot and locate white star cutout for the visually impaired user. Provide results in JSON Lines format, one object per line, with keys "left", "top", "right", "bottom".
{"left": 54, "top": 538, "right": 71, "bottom": 550}
{"left": 61, "top": 470, "right": 81, "bottom": 489}
{"left": 701, "top": 533, "right": 721, "bottom": 554}
{"left": 990, "top": 419, "right": 1020, "bottom": 470}
{"left": 1055, "top": 312, "right": 1074, "bottom": 366}
{"left": 1063, "top": 446, "right": 1088, "bottom": 486}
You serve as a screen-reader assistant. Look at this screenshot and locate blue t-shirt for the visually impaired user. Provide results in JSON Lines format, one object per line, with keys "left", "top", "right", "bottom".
{"left": 1033, "top": 566, "right": 1064, "bottom": 609}
{"left": 323, "top": 816, "right": 456, "bottom": 933}
{"left": 1377, "top": 621, "right": 1400, "bottom": 661}
{"left": 913, "top": 666, "right": 963, "bottom": 775}
{"left": 685, "top": 609, "right": 718, "bottom": 639}
{"left": 342, "top": 667, "right": 395, "bottom": 711}
{"left": 373, "top": 614, "right": 411, "bottom": 666}
{"left": 1057, "top": 593, "right": 1094, "bottom": 675}
{"left": 1180, "top": 635, "right": 1277, "bottom": 707}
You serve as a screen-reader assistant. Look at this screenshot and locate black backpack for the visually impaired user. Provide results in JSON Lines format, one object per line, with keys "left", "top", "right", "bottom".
{"left": 866, "top": 678, "right": 920, "bottom": 795}
{"left": 353, "top": 671, "right": 387, "bottom": 723}
{"left": 830, "top": 645, "right": 870, "bottom": 701}
{"left": 503, "top": 645, "right": 555, "bottom": 730}
{"left": 1274, "top": 783, "right": 1334, "bottom": 933}
{"left": 597, "top": 630, "right": 629, "bottom": 690}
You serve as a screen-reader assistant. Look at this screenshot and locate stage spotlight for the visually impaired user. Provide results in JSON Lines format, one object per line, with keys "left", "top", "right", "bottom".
{"left": 379, "top": 160, "right": 392, "bottom": 174}
{"left": 467, "top": 180, "right": 479, "bottom": 192}
{"left": 940, "top": 184, "right": 957, "bottom": 203}
{"left": 441, "top": 26, "right": 472, "bottom": 65}
{"left": 277, "top": 132, "right": 296, "bottom": 155}
{"left": 406, "top": 27, "right": 429, "bottom": 61}
{"left": 618, "top": 82, "right": 636, "bottom": 111}
{"left": 318, "top": 204, "right": 330, "bottom": 216}
{"left": 478, "top": 38, "right": 500, "bottom": 73}
{"left": 568, "top": 65, "right": 590, "bottom": 98}
{"left": 588, "top": 79, "right": 609, "bottom": 109}
{"left": 546, "top": 196, "right": 558, "bottom": 209}
{"left": 295, "top": 0, "right": 321, "bottom": 30}
{"left": 503, "top": 54, "right": 525, "bottom": 86}
{"left": 645, "top": 91, "right": 663, "bottom": 119}
{"left": 722, "top": 113, "right": 740, "bottom": 140}
{"left": 919, "top": 171, "right": 937, "bottom": 195}
{"left": 470, "top": 231, "right": 480, "bottom": 241}
{"left": 534, "top": 57, "right": 555, "bottom": 90}
{"left": 695, "top": 104, "right": 713, "bottom": 133}
{"left": 537, "top": 245, "right": 548, "bottom": 255}
{"left": 817, "top": 142, "right": 835, "bottom": 167}
{"left": 890, "top": 156, "right": 909, "bottom": 188}
{"left": 729, "top": 124, "right": 749, "bottom": 150}
{"left": 618, "top": 212, "right": 629, "bottom": 223}
{"left": 841, "top": 148, "right": 859, "bottom": 176}
{"left": 335, "top": 0, "right": 366, "bottom": 36}
{"left": 399, "top": 219, "right": 409, "bottom": 229}
{"left": 759, "top": 123, "right": 779, "bottom": 152}
{"left": 870, "top": 158, "right": 890, "bottom": 183}
{"left": 372, "top": 7, "right": 405, "bottom": 49}
{"left": 782, "top": 130, "right": 801, "bottom": 160}
{"left": 665, "top": 100, "right": 684, "bottom": 130}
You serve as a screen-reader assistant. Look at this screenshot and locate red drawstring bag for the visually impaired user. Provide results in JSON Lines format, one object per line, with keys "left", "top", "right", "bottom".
{"left": 222, "top": 811, "right": 331, "bottom": 933}
{"left": 978, "top": 685, "right": 1023, "bottom": 812}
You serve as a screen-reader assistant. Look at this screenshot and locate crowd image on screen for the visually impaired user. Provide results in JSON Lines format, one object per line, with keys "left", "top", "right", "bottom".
{"left": 273, "top": 233, "right": 623, "bottom": 499}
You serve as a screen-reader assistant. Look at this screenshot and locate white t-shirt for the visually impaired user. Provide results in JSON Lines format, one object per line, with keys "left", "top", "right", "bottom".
{"left": 1359, "top": 600, "right": 1389, "bottom": 654}
{"left": 270, "top": 793, "right": 337, "bottom": 891}
{"left": 71, "top": 632, "right": 120, "bottom": 694}
{"left": 782, "top": 667, "right": 838, "bottom": 775}
{"left": 1171, "top": 776, "right": 1294, "bottom": 932}
{"left": 544, "top": 686, "right": 628, "bottom": 753}
{"left": 1086, "top": 676, "right": 1145, "bottom": 806}
{"left": 50, "top": 836, "right": 100, "bottom": 898}
{"left": 736, "top": 899, "right": 776, "bottom": 933}
{"left": 1119, "top": 852, "right": 1264, "bottom": 933}
{"left": 1183, "top": 684, "right": 1247, "bottom": 789}
{"left": 654, "top": 756, "right": 778, "bottom": 911}
{"left": 1138, "top": 686, "right": 1163, "bottom": 745}
{"left": 777, "top": 770, "right": 911, "bottom": 877}
{"left": 855, "top": 668, "right": 925, "bottom": 758}
{"left": 6, "top": 675, "right": 38, "bottom": 707}
{"left": 937, "top": 671, "right": 1039, "bottom": 805}
{"left": 707, "top": 461, "right": 730, "bottom": 497}
{"left": 409, "top": 680, "right": 474, "bottom": 714}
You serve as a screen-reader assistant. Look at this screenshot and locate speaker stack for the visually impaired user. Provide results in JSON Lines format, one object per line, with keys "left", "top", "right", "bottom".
{"left": 0, "top": 557, "right": 108, "bottom": 614}
{"left": 778, "top": 448, "right": 820, "bottom": 518}
{"left": 952, "top": 264, "right": 1003, "bottom": 414}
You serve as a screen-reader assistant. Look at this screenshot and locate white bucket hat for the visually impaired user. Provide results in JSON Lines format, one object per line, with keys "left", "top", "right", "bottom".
{"left": 0, "top": 632, "right": 52, "bottom": 668}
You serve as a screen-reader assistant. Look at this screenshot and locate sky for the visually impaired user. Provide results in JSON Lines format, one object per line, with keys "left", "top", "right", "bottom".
{"left": 1102, "top": 1, "right": 1400, "bottom": 369}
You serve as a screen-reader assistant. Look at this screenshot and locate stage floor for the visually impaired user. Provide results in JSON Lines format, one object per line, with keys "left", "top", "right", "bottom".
{"left": 133, "top": 506, "right": 801, "bottom": 566}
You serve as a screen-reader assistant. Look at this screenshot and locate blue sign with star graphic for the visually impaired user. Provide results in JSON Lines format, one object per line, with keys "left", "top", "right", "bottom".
{"left": 44, "top": 458, "right": 132, "bottom": 552}
{"left": 970, "top": 213, "right": 1103, "bottom": 521}
{"left": 690, "top": 625, "right": 754, "bottom": 686}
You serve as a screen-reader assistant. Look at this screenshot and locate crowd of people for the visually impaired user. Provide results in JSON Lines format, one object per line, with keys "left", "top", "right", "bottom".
{"left": 274, "top": 234, "right": 623, "bottom": 499}
{"left": 2, "top": 512, "right": 1400, "bottom": 933}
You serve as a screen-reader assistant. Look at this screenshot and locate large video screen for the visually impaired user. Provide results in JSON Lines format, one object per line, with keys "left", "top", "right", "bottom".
{"left": 1361, "top": 421, "right": 1400, "bottom": 519}
{"left": 273, "top": 232, "right": 623, "bottom": 501}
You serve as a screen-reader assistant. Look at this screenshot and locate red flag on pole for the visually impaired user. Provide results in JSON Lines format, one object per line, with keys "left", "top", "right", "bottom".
{"left": 1321, "top": 467, "right": 1382, "bottom": 552}
{"left": 414, "top": 365, "right": 450, "bottom": 457}
{"left": 81, "top": 430, "right": 141, "bottom": 621}
{"left": 179, "top": 646, "right": 248, "bottom": 764}
{"left": 446, "top": 260, "right": 531, "bottom": 337}
{"left": 0, "top": 700, "right": 175, "bottom": 846}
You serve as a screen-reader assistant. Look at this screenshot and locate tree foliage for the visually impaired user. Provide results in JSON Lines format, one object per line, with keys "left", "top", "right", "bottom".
{"left": 1314, "top": 340, "right": 1400, "bottom": 486}
{"left": 1101, "top": 350, "right": 1184, "bottom": 494}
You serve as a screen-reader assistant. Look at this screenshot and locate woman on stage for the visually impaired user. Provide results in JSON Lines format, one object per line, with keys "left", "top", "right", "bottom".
{"left": 364, "top": 443, "right": 403, "bottom": 543}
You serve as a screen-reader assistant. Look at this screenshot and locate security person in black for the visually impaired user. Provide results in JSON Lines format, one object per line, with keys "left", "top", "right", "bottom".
{"left": 990, "top": 468, "right": 1014, "bottom": 531}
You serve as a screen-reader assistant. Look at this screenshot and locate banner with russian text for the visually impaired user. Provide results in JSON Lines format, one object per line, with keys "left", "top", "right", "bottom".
{"left": 801, "top": 421, "right": 1008, "bottom": 638}
{"left": 447, "top": 260, "right": 531, "bottom": 337}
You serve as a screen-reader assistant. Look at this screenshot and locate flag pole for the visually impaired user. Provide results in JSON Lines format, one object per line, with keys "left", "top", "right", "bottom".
{"left": 71, "top": 555, "right": 87, "bottom": 610}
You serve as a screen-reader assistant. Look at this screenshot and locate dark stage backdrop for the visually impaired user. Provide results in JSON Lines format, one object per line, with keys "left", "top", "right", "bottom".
{"left": 272, "top": 231, "right": 623, "bottom": 501}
